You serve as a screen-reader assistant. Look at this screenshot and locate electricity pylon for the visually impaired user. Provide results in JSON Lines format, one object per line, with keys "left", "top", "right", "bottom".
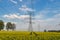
{"left": 38, "top": 24, "right": 40, "bottom": 32}
{"left": 28, "top": 12, "right": 33, "bottom": 32}
{"left": 28, "top": 0, "right": 33, "bottom": 32}
{"left": 28, "top": 0, "right": 38, "bottom": 36}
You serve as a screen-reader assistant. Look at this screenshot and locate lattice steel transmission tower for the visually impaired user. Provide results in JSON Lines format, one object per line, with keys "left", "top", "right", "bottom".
{"left": 28, "top": 11, "right": 33, "bottom": 32}
{"left": 28, "top": 0, "right": 38, "bottom": 36}
{"left": 28, "top": 0, "right": 34, "bottom": 32}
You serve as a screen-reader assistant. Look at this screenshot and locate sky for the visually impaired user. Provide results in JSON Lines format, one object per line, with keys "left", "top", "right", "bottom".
{"left": 0, "top": 0, "right": 60, "bottom": 31}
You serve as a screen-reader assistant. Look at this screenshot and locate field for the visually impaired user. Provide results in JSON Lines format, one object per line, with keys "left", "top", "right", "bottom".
{"left": 0, "top": 31, "right": 60, "bottom": 40}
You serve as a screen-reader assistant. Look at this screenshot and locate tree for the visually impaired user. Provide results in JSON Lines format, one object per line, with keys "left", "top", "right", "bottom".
{"left": 12, "top": 23, "right": 16, "bottom": 30}
{"left": 0, "top": 20, "right": 4, "bottom": 31}
{"left": 6, "top": 22, "right": 12, "bottom": 31}
{"left": 44, "top": 29, "right": 46, "bottom": 32}
{"left": 6, "top": 22, "right": 16, "bottom": 31}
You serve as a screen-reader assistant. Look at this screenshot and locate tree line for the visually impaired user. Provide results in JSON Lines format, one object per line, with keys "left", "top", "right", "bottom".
{"left": 0, "top": 20, "right": 16, "bottom": 31}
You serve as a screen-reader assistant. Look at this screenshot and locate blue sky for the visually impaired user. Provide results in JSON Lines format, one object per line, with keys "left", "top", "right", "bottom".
{"left": 0, "top": 0, "right": 60, "bottom": 31}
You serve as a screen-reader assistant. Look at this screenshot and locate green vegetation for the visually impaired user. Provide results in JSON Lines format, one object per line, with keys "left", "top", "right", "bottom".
{"left": 0, "top": 31, "right": 60, "bottom": 40}
{"left": 6, "top": 22, "right": 16, "bottom": 31}
{"left": 0, "top": 20, "right": 16, "bottom": 31}
{"left": 0, "top": 20, "right": 4, "bottom": 31}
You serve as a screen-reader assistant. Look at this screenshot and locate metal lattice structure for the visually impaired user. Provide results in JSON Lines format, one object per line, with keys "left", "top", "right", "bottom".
{"left": 28, "top": 0, "right": 34, "bottom": 32}
{"left": 28, "top": 0, "right": 38, "bottom": 36}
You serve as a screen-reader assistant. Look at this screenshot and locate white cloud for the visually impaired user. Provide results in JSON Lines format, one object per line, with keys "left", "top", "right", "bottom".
{"left": 45, "top": 13, "right": 60, "bottom": 22}
{"left": 3, "top": 14, "right": 30, "bottom": 19}
{"left": 54, "top": 13, "right": 60, "bottom": 18}
{"left": 34, "top": 9, "right": 49, "bottom": 20}
{"left": 19, "top": 0, "right": 22, "bottom": 2}
{"left": 19, "top": 5, "right": 35, "bottom": 12}
{"left": 34, "top": 8, "right": 60, "bottom": 20}
{"left": 34, "top": 14, "right": 44, "bottom": 20}
{"left": 10, "top": 0, "right": 17, "bottom": 4}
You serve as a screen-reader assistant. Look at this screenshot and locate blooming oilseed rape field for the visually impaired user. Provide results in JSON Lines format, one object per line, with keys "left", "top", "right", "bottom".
{"left": 0, "top": 31, "right": 60, "bottom": 40}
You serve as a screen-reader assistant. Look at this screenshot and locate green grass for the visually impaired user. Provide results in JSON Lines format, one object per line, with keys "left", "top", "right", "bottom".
{"left": 0, "top": 31, "right": 60, "bottom": 40}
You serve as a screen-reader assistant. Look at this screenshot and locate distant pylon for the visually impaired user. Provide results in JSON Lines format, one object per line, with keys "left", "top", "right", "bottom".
{"left": 38, "top": 24, "right": 40, "bottom": 32}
